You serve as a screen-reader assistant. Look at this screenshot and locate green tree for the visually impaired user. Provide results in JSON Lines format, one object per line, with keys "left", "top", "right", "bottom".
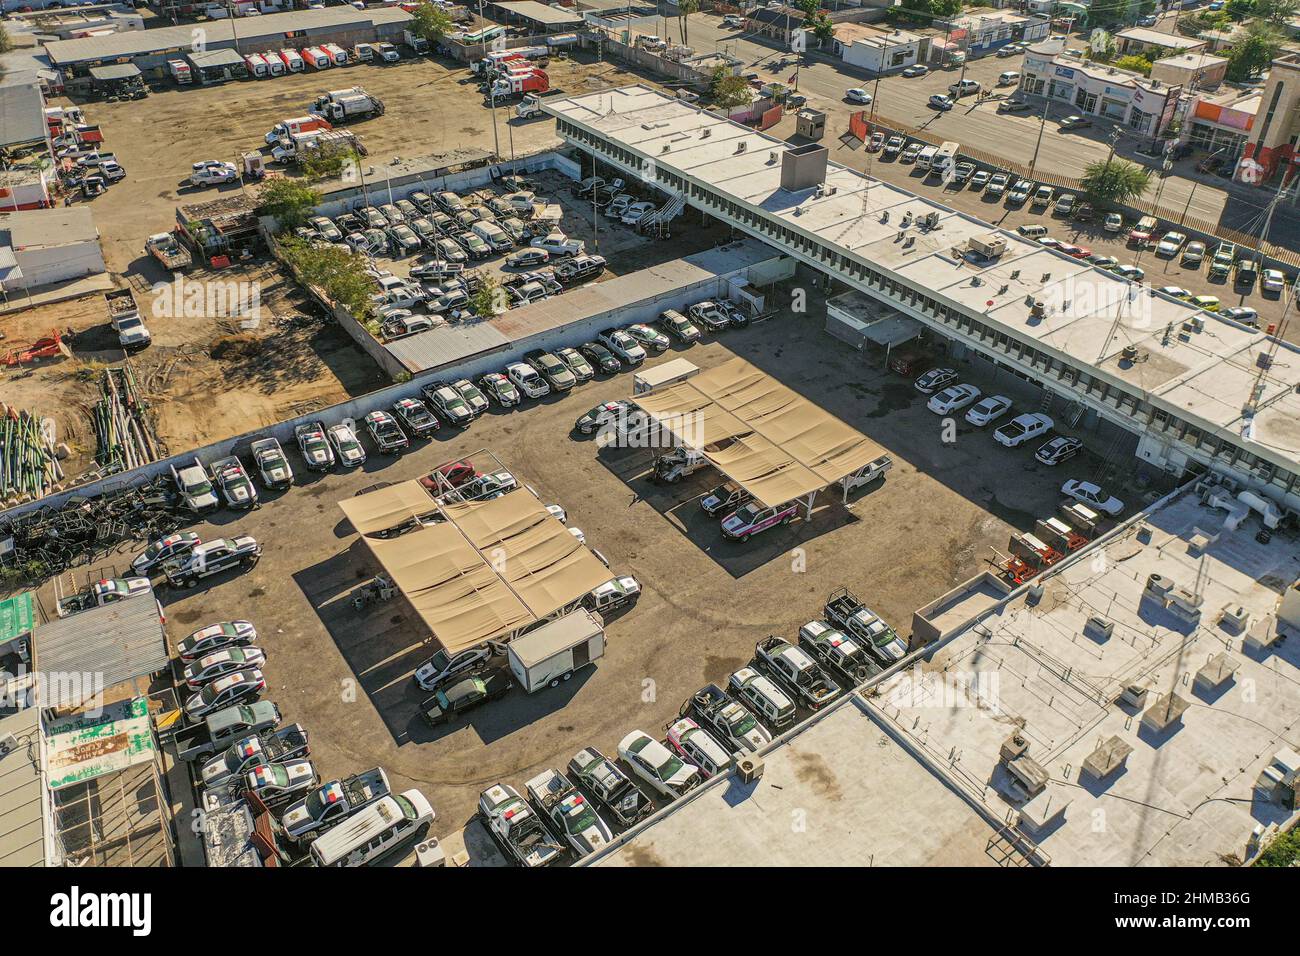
{"left": 1254, "top": 0, "right": 1299, "bottom": 23}
{"left": 257, "top": 179, "right": 322, "bottom": 232}
{"left": 301, "top": 147, "right": 359, "bottom": 183}
{"left": 1256, "top": 826, "right": 1300, "bottom": 866}
{"left": 279, "top": 237, "right": 376, "bottom": 321}
{"left": 470, "top": 274, "right": 503, "bottom": 317}
{"left": 1080, "top": 158, "right": 1152, "bottom": 206}
{"left": 409, "top": 2, "right": 453, "bottom": 43}
{"left": 711, "top": 67, "right": 753, "bottom": 109}
{"left": 1225, "top": 0, "right": 1257, "bottom": 19}
{"left": 1226, "top": 23, "right": 1283, "bottom": 81}
{"left": 1087, "top": 29, "right": 1116, "bottom": 61}
{"left": 1176, "top": 12, "right": 1215, "bottom": 35}
{"left": 1114, "top": 53, "right": 1153, "bottom": 75}
{"left": 812, "top": 12, "right": 835, "bottom": 45}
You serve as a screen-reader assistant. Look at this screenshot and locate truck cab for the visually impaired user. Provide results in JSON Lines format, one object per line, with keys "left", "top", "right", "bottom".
{"left": 172, "top": 458, "right": 219, "bottom": 513}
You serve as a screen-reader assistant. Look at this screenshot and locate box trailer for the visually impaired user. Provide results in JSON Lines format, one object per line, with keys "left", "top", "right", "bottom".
{"left": 507, "top": 609, "right": 605, "bottom": 693}
{"left": 633, "top": 357, "right": 698, "bottom": 395}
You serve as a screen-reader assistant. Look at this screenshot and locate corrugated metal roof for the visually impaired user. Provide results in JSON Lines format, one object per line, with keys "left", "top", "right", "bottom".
{"left": 494, "top": 0, "right": 585, "bottom": 25}
{"left": 188, "top": 48, "right": 246, "bottom": 69}
{"left": 0, "top": 708, "right": 45, "bottom": 868}
{"left": 0, "top": 82, "right": 46, "bottom": 149}
{"left": 44, "top": 7, "right": 412, "bottom": 65}
{"left": 493, "top": 240, "right": 774, "bottom": 341}
{"left": 33, "top": 595, "right": 168, "bottom": 708}
{"left": 385, "top": 320, "right": 511, "bottom": 374}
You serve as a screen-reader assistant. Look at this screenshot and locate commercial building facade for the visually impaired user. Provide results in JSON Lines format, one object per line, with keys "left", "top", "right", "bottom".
{"left": 835, "top": 25, "right": 924, "bottom": 74}
{"left": 1241, "top": 52, "right": 1300, "bottom": 184}
{"left": 1022, "top": 42, "right": 1180, "bottom": 137}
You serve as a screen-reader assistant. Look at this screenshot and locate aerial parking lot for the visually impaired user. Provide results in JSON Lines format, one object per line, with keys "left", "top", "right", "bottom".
{"left": 94, "top": 285, "right": 1155, "bottom": 856}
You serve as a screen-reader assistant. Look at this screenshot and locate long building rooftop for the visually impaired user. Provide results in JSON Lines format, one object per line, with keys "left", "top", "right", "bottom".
{"left": 546, "top": 86, "right": 1300, "bottom": 483}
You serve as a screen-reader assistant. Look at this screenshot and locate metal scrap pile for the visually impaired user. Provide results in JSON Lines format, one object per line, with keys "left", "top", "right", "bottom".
{"left": 0, "top": 407, "right": 65, "bottom": 503}
{"left": 0, "top": 475, "right": 185, "bottom": 577}
{"left": 92, "top": 366, "right": 162, "bottom": 474}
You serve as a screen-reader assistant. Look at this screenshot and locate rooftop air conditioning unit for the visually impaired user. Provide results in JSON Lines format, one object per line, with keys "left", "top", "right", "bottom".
{"left": 768, "top": 150, "right": 778, "bottom": 164}
{"left": 1145, "top": 573, "right": 1175, "bottom": 597}
{"left": 735, "top": 141, "right": 747, "bottom": 154}
{"left": 1085, "top": 615, "right": 1114, "bottom": 640}
{"left": 737, "top": 755, "right": 765, "bottom": 783}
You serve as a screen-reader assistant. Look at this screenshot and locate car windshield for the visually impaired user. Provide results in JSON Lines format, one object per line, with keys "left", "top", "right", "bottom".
{"left": 652, "top": 750, "right": 685, "bottom": 781}
{"left": 727, "top": 707, "right": 758, "bottom": 736}
{"left": 562, "top": 798, "right": 599, "bottom": 833}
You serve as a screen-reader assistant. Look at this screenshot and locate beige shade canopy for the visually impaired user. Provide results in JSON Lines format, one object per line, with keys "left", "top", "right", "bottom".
{"left": 351, "top": 485, "right": 611, "bottom": 654}
{"left": 635, "top": 356, "right": 885, "bottom": 507}
{"left": 337, "top": 479, "right": 439, "bottom": 536}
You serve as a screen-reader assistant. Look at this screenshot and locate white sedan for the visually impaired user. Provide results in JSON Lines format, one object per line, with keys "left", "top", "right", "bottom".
{"left": 964, "top": 394, "right": 1011, "bottom": 426}
{"left": 1155, "top": 231, "right": 1186, "bottom": 257}
{"left": 1262, "top": 268, "right": 1286, "bottom": 294}
{"left": 1061, "top": 479, "right": 1124, "bottom": 516}
{"left": 617, "top": 730, "right": 701, "bottom": 800}
{"left": 846, "top": 88, "right": 873, "bottom": 104}
{"left": 926, "top": 383, "right": 981, "bottom": 415}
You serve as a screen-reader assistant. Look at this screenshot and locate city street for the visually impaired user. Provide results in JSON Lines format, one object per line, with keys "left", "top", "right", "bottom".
{"left": 649, "top": 9, "right": 1297, "bottom": 245}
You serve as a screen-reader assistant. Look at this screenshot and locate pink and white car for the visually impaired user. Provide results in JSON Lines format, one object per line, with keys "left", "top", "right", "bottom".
{"left": 721, "top": 500, "right": 798, "bottom": 541}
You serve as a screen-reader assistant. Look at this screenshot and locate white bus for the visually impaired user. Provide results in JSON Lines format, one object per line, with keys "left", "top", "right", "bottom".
{"left": 308, "top": 789, "right": 434, "bottom": 867}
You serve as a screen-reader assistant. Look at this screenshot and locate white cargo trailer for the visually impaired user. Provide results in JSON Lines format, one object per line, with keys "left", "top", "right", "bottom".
{"left": 507, "top": 609, "right": 605, "bottom": 693}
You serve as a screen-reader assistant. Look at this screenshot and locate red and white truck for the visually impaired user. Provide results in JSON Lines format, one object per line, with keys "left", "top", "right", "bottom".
{"left": 168, "top": 59, "right": 192, "bottom": 85}
{"left": 263, "top": 52, "right": 285, "bottom": 76}
{"left": 264, "top": 114, "right": 333, "bottom": 144}
{"left": 301, "top": 47, "right": 332, "bottom": 70}
{"left": 322, "top": 43, "right": 349, "bottom": 66}
{"left": 244, "top": 53, "right": 270, "bottom": 78}
{"left": 491, "top": 68, "right": 549, "bottom": 99}
{"left": 279, "top": 48, "right": 305, "bottom": 72}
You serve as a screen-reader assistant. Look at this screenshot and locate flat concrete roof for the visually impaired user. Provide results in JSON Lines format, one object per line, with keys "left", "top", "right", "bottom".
{"left": 546, "top": 85, "right": 1300, "bottom": 478}
{"left": 873, "top": 486, "right": 1300, "bottom": 866}
{"left": 0, "top": 207, "right": 97, "bottom": 248}
{"left": 1116, "top": 27, "right": 1206, "bottom": 49}
{"left": 587, "top": 696, "right": 1003, "bottom": 866}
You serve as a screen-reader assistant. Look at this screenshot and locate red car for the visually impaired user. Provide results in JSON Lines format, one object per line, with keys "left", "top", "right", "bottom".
{"left": 420, "top": 460, "right": 477, "bottom": 492}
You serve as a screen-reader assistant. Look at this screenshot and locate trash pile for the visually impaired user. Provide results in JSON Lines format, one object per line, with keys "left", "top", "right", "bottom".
{"left": 0, "top": 475, "right": 186, "bottom": 577}
{"left": 91, "top": 366, "right": 162, "bottom": 474}
{"left": 0, "top": 406, "right": 66, "bottom": 503}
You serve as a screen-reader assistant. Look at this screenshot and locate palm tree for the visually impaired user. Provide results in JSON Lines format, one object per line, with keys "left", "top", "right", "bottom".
{"left": 678, "top": 0, "right": 699, "bottom": 46}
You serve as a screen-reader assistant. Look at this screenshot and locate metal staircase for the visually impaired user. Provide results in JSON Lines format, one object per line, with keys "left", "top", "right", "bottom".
{"left": 641, "top": 191, "right": 687, "bottom": 238}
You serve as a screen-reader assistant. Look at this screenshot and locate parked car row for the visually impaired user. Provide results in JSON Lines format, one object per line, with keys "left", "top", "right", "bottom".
{"left": 912, "top": 366, "right": 1125, "bottom": 515}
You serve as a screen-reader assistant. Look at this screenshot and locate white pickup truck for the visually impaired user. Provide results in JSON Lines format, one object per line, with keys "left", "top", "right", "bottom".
{"left": 172, "top": 457, "right": 219, "bottom": 514}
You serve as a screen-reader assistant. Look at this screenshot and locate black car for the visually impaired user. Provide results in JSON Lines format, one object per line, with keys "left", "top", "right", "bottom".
{"left": 391, "top": 398, "right": 440, "bottom": 438}
{"left": 914, "top": 367, "right": 958, "bottom": 394}
{"left": 1034, "top": 435, "right": 1083, "bottom": 466}
{"left": 420, "top": 671, "right": 512, "bottom": 726}
{"left": 579, "top": 341, "right": 621, "bottom": 374}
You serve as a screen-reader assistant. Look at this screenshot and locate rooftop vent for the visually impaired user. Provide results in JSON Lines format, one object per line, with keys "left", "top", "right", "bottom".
{"left": 735, "top": 141, "right": 748, "bottom": 155}
{"left": 767, "top": 150, "right": 778, "bottom": 165}
{"left": 701, "top": 128, "right": 711, "bottom": 138}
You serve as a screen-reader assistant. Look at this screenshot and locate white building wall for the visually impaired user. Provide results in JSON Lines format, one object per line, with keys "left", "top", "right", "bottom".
{"left": 13, "top": 240, "right": 104, "bottom": 289}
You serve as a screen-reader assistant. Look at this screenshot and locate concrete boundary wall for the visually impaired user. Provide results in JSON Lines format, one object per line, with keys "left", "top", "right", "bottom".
{"left": 0, "top": 248, "right": 788, "bottom": 523}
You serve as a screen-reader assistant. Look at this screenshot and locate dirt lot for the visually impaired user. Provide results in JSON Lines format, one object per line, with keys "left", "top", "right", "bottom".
{"left": 63, "top": 290, "right": 1158, "bottom": 858}
{"left": 0, "top": 50, "right": 667, "bottom": 484}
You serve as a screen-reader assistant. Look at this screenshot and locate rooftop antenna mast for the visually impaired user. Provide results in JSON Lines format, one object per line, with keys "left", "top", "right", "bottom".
{"left": 1242, "top": 177, "right": 1296, "bottom": 424}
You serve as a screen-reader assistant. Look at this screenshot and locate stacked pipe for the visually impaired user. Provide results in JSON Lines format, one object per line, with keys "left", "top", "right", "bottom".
{"left": 91, "top": 366, "right": 160, "bottom": 474}
{"left": 0, "top": 406, "right": 64, "bottom": 502}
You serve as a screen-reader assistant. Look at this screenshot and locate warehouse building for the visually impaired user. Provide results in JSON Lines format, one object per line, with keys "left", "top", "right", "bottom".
{"left": 545, "top": 85, "right": 1300, "bottom": 518}
{"left": 0, "top": 207, "right": 106, "bottom": 295}
{"left": 43, "top": 5, "right": 411, "bottom": 78}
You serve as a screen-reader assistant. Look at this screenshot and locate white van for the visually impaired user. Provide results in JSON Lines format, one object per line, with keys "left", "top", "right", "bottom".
{"left": 915, "top": 145, "right": 939, "bottom": 170}
{"left": 308, "top": 789, "right": 434, "bottom": 867}
{"left": 471, "top": 219, "right": 513, "bottom": 252}
{"left": 998, "top": 70, "right": 1021, "bottom": 86}
{"left": 1017, "top": 223, "right": 1049, "bottom": 239}
{"left": 668, "top": 719, "right": 736, "bottom": 779}
{"left": 729, "top": 667, "right": 795, "bottom": 730}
